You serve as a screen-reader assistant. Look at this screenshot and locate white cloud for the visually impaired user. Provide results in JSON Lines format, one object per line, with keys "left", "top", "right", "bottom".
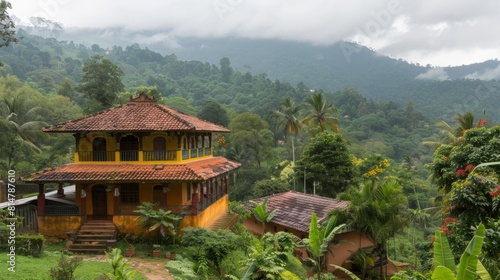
{"left": 415, "top": 67, "right": 450, "bottom": 81}
{"left": 464, "top": 64, "right": 500, "bottom": 80}
{"left": 10, "top": 0, "right": 500, "bottom": 66}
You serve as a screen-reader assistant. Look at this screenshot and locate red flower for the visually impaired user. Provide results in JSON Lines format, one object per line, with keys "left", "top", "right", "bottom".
{"left": 444, "top": 217, "right": 456, "bottom": 224}
{"left": 490, "top": 191, "right": 499, "bottom": 197}
{"left": 465, "top": 164, "right": 474, "bottom": 172}
{"left": 456, "top": 169, "right": 466, "bottom": 177}
{"left": 476, "top": 120, "right": 488, "bottom": 127}
{"left": 431, "top": 236, "right": 435, "bottom": 243}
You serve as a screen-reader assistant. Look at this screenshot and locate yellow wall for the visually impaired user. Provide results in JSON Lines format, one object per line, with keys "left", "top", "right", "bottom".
{"left": 38, "top": 216, "right": 84, "bottom": 238}
{"left": 113, "top": 215, "right": 143, "bottom": 235}
{"left": 166, "top": 182, "right": 183, "bottom": 205}
{"left": 179, "top": 194, "right": 228, "bottom": 229}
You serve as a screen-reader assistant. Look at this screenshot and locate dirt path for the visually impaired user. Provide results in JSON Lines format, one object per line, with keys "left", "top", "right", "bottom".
{"left": 128, "top": 258, "right": 174, "bottom": 280}
{"left": 82, "top": 255, "right": 174, "bottom": 280}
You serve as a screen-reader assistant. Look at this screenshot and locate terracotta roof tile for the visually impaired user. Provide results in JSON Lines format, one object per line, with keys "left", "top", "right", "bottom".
{"left": 26, "top": 157, "right": 240, "bottom": 183}
{"left": 43, "top": 93, "right": 230, "bottom": 133}
{"left": 245, "top": 191, "right": 348, "bottom": 233}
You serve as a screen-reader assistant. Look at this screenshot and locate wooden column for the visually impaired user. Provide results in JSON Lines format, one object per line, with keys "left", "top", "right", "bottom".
{"left": 37, "top": 184, "right": 45, "bottom": 216}
{"left": 161, "top": 184, "right": 168, "bottom": 208}
{"left": 224, "top": 174, "right": 229, "bottom": 194}
{"left": 213, "top": 178, "right": 217, "bottom": 198}
{"left": 57, "top": 183, "right": 64, "bottom": 196}
{"left": 191, "top": 183, "right": 199, "bottom": 215}
{"left": 80, "top": 185, "right": 87, "bottom": 216}
{"left": 113, "top": 184, "right": 121, "bottom": 215}
{"left": 200, "top": 182, "right": 205, "bottom": 209}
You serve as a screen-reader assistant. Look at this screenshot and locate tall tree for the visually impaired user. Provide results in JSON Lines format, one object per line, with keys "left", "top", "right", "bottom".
{"left": 0, "top": 1, "right": 19, "bottom": 48}
{"left": 230, "top": 112, "right": 274, "bottom": 167}
{"left": 302, "top": 92, "right": 339, "bottom": 136}
{"left": 295, "top": 132, "right": 355, "bottom": 197}
{"left": 79, "top": 55, "right": 124, "bottom": 112}
{"left": 275, "top": 98, "right": 301, "bottom": 163}
{"left": 198, "top": 101, "right": 230, "bottom": 127}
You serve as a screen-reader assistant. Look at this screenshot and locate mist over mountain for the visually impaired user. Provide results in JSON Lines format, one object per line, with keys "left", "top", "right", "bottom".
{"left": 11, "top": 25, "right": 500, "bottom": 122}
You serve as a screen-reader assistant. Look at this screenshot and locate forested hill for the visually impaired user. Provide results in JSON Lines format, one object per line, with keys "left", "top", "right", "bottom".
{"left": 51, "top": 28, "right": 500, "bottom": 122}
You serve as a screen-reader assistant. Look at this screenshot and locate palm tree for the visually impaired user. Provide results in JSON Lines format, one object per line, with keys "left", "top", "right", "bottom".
{"left": 302, "top": 92, "right": 339, "bottom": 136}
{"left": 252, "top": 198, "right": 276, "bottom": 233}
{"left": 339, "top": 180, "right": 408, "bottom": 279}
{"left": 275, "top": 98, "right": 301, "bottom": 189}
{"left": 0, "top": 95, "right": 47, "bottom": 168}
{"left": 422, "top": 112, "right": 476, "bottom": 149}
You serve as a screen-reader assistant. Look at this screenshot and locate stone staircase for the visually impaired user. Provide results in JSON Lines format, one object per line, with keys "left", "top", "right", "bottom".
{"left": 208, "top": 212, "right": 238, "bottom": 230}
{"left": 69, "top": 219, "right": 116, "bottom": 254}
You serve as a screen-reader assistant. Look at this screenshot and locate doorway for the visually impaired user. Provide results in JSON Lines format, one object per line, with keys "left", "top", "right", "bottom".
{"left": 92, "top": 185, "right": 108, "bottom": 216}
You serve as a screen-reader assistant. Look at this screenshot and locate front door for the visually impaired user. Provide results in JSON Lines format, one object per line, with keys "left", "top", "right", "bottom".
{"left": 92, "top": 185, "right": 108, "bottom": 216}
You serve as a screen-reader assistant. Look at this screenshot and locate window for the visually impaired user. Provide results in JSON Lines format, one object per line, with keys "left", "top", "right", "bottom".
{"left": 121, "top": 183, "right": 139, "bottom": 203}
{"left": 120, "top": 135, "right": 139, "bottom": 161}
{"left": 152, "top": 137, "right": 166, "bottom": 160}
{"left": 153, "top": 185, "right": 163, "bottom": 205}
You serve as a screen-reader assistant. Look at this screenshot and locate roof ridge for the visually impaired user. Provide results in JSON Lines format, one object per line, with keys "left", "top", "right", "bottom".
{"left": 42, "top": 104, "right": 125, "bottom": 131}
{"left": 155, "top": 104, "right": 195, "bottom": 130}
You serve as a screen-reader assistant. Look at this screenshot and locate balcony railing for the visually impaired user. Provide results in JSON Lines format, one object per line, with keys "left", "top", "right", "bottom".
{"left": 143, "top": 150, "right": 177, "bottom": 161}
{"left": 120, "top": 150, "right": 138, "bottom": 161}
{"left": 77, "top": 148, "right": 213, "bottom": 162}
{"left": 78, "top": 151, "right": 115, "bottom": 162}
{"left": 190, "top": 148, "right": 198, "bottom": 158}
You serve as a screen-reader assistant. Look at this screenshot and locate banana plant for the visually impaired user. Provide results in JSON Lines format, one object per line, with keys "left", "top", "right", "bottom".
{"left": 432, "top": 223, "right": 491, "bottom": 280}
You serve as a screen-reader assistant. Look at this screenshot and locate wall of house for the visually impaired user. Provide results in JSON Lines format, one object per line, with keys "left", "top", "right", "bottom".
{"left": 327, "top": 231, "right": 375, "bottom": 272}
{"left": 179, "top": 194, "right": 228, "bottom": 229}
{"left": 37, "top": 215, "right": 84, "bottom": 238}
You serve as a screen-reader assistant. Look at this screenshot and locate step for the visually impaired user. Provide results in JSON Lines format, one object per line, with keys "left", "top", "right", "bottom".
{"left": 80, "top": 225, "right": 116, "bottom": 231}
{"left": 70, "top": 243, "right": 109, "bottom": 249}
{"left": 69, "top": 248, "right": 108, "bottom": 254}
{"left": 79, "top": 229, "right": 116, "bottom": 234}
{"left": 77, "top": 234, "right": 115, "bottom": 239}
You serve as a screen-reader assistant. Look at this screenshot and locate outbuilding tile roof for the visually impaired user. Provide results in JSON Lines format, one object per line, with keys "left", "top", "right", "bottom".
{"left": 245, "top": 191, "right": 348, "bottom": 233}
{"left": 25, "top": 157, "right": 240, "bottom": 183}
{"left": 42, "top": 93, "right": 230, "bottom": 133}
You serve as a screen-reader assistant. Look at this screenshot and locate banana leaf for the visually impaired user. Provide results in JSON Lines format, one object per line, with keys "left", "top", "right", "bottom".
{"left": 456, "top": 223, "right": 485, "bottom": 280}
{"left": 433, "top": 230, "right": 455, "bottom": 271}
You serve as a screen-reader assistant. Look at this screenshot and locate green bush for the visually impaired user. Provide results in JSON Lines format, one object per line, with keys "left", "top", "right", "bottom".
{"left": 220, "top": 249, "right": 247, "bottom": 278}
{"left": 17, "top": 234, "right": 45, "bottom": 257}
{"left": 49, "top": 255, "right": 82, "bottom": 280}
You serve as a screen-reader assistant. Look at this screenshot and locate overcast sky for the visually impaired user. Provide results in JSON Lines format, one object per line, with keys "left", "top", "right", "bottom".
{"left": 10, "top": 0, "right": 500, "bottom": 67}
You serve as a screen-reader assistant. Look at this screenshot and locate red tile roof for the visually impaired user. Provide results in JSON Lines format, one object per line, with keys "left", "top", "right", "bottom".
{"left": 245, "top": 191, "right": 348, "bottom": 233}
{"left": 43, "top": 93, "right": 230, "bottom": 133}
{"left": 25, "top": 157, "right": 240, "bottom": 183}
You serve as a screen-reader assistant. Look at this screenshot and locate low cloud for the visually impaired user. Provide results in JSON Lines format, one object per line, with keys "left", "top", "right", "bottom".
{"left": 415, "top": 67, "right": 450, "bottom": 81}
{"left": 464, "top": 64, "right": 500, "bottom": 80}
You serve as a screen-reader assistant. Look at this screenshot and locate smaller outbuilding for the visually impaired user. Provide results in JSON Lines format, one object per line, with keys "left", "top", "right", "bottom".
{"left": 243, "top": 191, "right": 377, "bottom": 274}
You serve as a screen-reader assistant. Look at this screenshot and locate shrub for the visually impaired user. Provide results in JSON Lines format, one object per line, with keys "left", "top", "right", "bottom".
{"left": 49, "top": 255, "right": 82, "bottom": 280}
{"left": 17, "top": 234, "right": 45, "bottom": 257}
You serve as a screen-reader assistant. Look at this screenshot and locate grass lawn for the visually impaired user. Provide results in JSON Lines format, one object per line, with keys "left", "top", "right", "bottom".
{"left": 0, "top": 251, "right": 147, "bottom": 280}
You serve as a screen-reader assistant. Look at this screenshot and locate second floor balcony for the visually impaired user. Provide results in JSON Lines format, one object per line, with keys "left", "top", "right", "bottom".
{"left": 76, "top": 148, "right": 213, "bottom": 163}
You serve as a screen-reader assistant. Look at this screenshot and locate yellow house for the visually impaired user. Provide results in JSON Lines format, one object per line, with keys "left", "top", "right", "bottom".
{"left": 25, "top": 93, "right": 240, "bottom": 240}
